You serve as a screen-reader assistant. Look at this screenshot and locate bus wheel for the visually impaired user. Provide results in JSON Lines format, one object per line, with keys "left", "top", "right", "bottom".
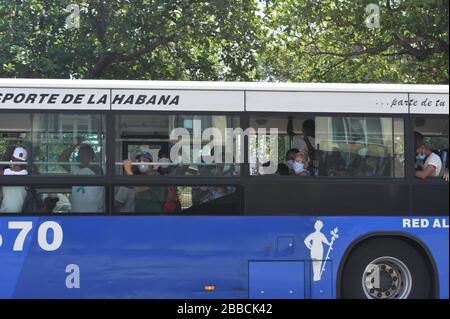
{"left": 340, "top": 237, "right": 433, "bottom": 299}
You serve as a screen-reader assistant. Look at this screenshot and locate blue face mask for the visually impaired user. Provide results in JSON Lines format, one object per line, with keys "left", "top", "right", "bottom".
{"left": 416, "top": 153, "right": 426, "bottom": 161}
{"left": 293, "top": 162, "right": 304, "bottom": 174}
{"left": 287, "top": 160, "right": 294, "bottom": 169}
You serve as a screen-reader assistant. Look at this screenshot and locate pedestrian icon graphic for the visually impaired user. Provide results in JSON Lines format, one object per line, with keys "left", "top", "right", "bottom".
{"left": 304, "top": 220, "right": 339, "bottom": 281}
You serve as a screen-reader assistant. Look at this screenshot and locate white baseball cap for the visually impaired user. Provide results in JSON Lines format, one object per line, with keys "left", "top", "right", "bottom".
{"left": 12, "top": 147, "right": 28, "bottom": 161}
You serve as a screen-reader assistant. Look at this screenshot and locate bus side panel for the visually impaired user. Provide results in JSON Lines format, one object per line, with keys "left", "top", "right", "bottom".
{"left": 0, "top": 216, "right": 448, "bottom": 299}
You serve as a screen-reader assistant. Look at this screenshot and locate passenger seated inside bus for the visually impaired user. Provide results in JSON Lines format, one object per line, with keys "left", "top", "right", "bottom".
{"left": 192, "top": 186, "right": 214, "bottom": 206}
{"left": 59, "top": 140, "right": 105, "bottom": 213}
{"left": 42, "top": 193, "right": 71, "bottom": 213}
{"left": 43, "top": 196, "right": 59, "bottom": 214}
{"left": 115, "top": 186, "right": 136, "bottom": 213}
{"left": 284, "top": 149, "right": 311, "bottom": 176}
{"left": 122, "top": 151, "right": 181, "bottom": 214}
{"left": 325, "top": 148, "right": 346, "bottom": 176}
{"left": 182, "top": 186, "right": 240, "bottom": 215}
{"left": 156, "top": 146, "right": 173, "bottom": 175}
{"left": 292, "top": 152, "right": 310, "bottom": 176}
{"left": 286, "top": 148, "right": 299, "bottom": 174}
{"left": 414, "top": 132, "right": 443, "bottom": 180}
{"left": 0, "top": 147, "right": 29, "bottom": 213}
{"left": 347, "top": 147, "right": 375, "bottom": 177}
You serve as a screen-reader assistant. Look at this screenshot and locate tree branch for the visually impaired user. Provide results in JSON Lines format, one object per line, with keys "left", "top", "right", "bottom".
{"left": 89, "top": 34, "right": 177, "bottom": 78}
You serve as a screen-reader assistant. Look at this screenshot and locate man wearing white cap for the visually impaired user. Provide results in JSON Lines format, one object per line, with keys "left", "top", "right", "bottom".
{"left": 0, "top": 147, "right": 29, "bottom": 213}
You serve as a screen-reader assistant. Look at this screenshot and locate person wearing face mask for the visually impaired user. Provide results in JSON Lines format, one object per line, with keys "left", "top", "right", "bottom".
{"left": 414, "top": 132, "right": 442, "bottom": 180}
{"left": 291, "top": 153, "right": 310, "bottom": 176}
{"left": 0, "top": 147, "right": 29, "bottom": 213}
{"left": 123, "top": 152, "right": 180, "bottom": 214}
{"left": 286, "top": 148, "right": 300, "bottom": 174}
{"left": 157, "top": 147, "right": 173, "bottom": 176}
{"left": 116, "top": 152, "right": 154, "bottom": 213}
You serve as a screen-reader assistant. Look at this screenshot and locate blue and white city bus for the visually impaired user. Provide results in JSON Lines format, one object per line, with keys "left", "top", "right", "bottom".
{"left": 0, "top": 79, "right": 448, "bottom": 299}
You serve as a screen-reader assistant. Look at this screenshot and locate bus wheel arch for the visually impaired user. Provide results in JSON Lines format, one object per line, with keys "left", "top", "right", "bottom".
{"left": 336, "top": 232, "right": 439, "bottom": 299}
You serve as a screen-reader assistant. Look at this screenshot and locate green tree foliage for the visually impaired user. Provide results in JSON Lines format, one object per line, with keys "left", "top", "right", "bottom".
{"left": 260, "top": 0, "right": 449, "bottom": 83}
{"left": 0, "top": 0, "right": 262, "bottom": 80}
{"left": 0, "top": 0, "right": 448, "bottom": 83}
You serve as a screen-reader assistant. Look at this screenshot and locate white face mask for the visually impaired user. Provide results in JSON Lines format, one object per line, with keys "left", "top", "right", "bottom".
{"left": 138, "top": 162, "right": 149, "bottom": 173}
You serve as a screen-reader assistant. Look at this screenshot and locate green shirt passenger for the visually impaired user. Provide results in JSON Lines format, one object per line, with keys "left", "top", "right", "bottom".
{"left": 134, "top": 186, "right": 166, "bottom": 213}
{"left": 123, "top": 151, "right": 166, "bottom": 214}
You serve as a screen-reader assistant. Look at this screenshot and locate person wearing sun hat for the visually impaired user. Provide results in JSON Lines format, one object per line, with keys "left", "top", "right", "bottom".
{"left": 0, "top": 146, "right": 29, "bottom": 213}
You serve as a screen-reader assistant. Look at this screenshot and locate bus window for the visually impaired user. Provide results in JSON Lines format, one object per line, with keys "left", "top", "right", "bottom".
{"left": 113, "top": 185, "right": 241, "bottom": 215}
{"left": 413, "top": 117, "right": 449, "bottom": 179}
{"left": 0, "top": 113, "right": 32, "bottom": 172}
{"left": 115, "top": 114, "right": 241, "bottom": 177}
{"left": 0, "top": 186, "right": 106, "bottom": 214}
{"left": 0, "top": 113, "right": 106, "bottom": 176}
{"left": 249, "top": 115, "right": 405, "bottom": 178}
{"left": 32, "top": 114, "right": 106, "bottom": 175}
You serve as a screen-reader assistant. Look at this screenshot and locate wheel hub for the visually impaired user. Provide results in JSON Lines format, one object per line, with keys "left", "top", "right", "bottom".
{"left": 362, "top": 257, "right": 412, "bottom": 299}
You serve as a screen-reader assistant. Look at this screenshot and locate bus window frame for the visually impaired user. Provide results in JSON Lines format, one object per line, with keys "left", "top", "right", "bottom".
{"left": 408, "top": 113, "right": 449, "bottom": 185}
{"left": 112, "top": 110, "right": 245, "bottom": 178}
{"left": 0, "top": 109, "right": 246, "bottom": 216}
{"left": 111, "top": 183, "right": 245, "bottom": 216}
{"left": 0, "top": 109, "right": 109, "bottom": 177}
{"left": 246, "top": 111, "right": 408, "bottom": 181}
{"left": 1, "top": 108, "right": 447, "bottom": 216}
{"left": 0, "top": 182, "right": 110, "bottom": 217}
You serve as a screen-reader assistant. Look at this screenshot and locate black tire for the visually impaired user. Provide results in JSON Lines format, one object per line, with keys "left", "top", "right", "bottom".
{"left": 340, "top": 237, "right": 434, "bottom": 299}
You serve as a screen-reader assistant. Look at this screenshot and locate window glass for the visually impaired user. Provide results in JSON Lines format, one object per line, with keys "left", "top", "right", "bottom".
{"left": 414, "top": 117, "right": 449, "bottom": 178}
{"left": 0, "top": 185, "right": 106, "bottom": 214}
{"left": 114, "top": 185, "right": 241, "bottom": 215}
{"left": 250, "top": 115, "right": 405, "bottom": 178}
{"left": 0, "top": 113, "right": 32, "bottom": 172}
{"left": 0, "top": 113, "right": 106, "bottom": 176}
{"left": 115, "top": 114, "right": 241, "bottom": 176}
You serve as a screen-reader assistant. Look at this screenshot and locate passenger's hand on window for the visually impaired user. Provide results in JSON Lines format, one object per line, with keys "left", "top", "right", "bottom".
{"left": 123, "top": 159, "right": 133, "bottom": 176}
{"left": 444, "top": 168, "right": 449, "bottom": 182}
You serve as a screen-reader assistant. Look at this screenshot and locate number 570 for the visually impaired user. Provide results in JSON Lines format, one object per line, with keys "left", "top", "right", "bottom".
{"left": 7, "top": 221, "right": 63, "bottom": 252}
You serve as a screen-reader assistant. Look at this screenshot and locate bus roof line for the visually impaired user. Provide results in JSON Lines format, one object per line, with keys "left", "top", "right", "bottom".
{"left": 0, "top": 79, "right": 448, "bottom": 94}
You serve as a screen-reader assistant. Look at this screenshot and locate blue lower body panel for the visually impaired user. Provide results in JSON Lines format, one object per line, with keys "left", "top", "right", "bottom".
{"left": 0, "top": 216, "right": 448, "bottom": 298}
{"left": 249, "top": 261, "right": 305, "bottom": 299}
